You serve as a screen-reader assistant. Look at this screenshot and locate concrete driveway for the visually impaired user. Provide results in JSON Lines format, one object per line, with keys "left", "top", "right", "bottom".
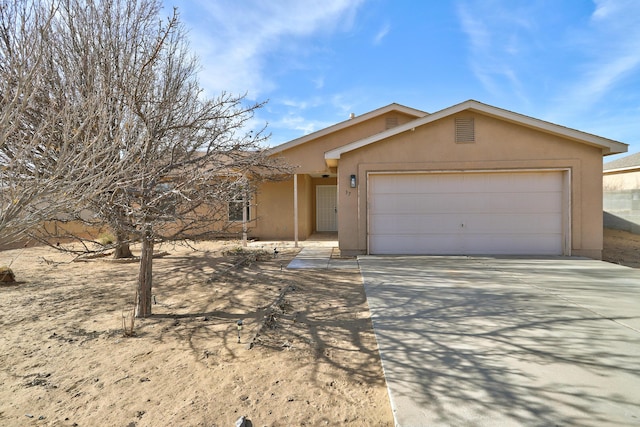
{"left": 359, "top": 256, "right": 640, "bottom": 427}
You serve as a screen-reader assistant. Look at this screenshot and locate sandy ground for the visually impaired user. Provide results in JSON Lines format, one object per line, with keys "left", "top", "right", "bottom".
{"left": 0, "top": 241, "right": 393, "bottom": 427}
{"left": 602, "top": 228, "right": 640, "bottom": 268}
{"left": 1, "top": 228, "right": 638, "bottom": 427}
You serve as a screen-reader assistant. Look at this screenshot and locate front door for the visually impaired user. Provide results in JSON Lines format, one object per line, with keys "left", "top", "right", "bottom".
{"left": 316, "top": 185, "right": 337, "bottom": 232}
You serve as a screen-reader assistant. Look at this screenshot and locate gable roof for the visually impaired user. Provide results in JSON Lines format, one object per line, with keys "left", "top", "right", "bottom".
{"left": 325, "top": 100, "right": 628, "bottom": 166}
{"left": 268, "top": 103, "right": 428, "bottom": 155}
{"left": 603, "top": 151, "right": 640, "bottom": 173}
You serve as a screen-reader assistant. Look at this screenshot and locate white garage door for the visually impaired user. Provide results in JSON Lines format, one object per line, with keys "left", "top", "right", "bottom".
{"left": 368, "top": 171, "right": 566, "bottom": 255}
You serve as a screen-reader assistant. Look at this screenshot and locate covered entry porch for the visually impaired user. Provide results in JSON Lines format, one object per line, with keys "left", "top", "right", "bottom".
{"left": 291, "top": 172, "right": 338, "bottom": 246}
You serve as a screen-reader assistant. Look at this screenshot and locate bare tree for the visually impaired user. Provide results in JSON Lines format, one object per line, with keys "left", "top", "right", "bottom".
{"left": 21, "top": 0, "right": 291, "bottom": 317}
{"left": 0, "top": 0, "right": 132, "bottom": 246}
{"left": 114, "top": 6, "right": 290, "bottom": 317}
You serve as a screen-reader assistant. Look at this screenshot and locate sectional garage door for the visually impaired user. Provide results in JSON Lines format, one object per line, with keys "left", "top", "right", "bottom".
{"left": 368, "top": 171, "right": 566, "bottom": 255}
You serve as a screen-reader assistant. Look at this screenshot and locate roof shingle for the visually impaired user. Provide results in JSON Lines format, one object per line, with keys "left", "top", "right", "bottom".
{"left": 604, "top": 152, "right": 640, "bottom": 171}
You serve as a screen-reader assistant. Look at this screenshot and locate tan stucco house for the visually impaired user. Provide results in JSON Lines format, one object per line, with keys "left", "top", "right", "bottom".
{"left": 603, "top": 152, "right": 640, "bottom": 234}
{"left": 247, "top": 100, "right": 627, "bottom": 259}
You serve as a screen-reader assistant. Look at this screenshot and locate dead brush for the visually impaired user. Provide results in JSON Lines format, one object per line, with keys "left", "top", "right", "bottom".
{"left": 222, "top": 247, "right": 271, "bottom": 268}
{"left": 122, "top": 306, "right": 136, "bottom": 337}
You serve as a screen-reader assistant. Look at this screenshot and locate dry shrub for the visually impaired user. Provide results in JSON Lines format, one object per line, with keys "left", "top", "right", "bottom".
{"left": 122, "top": 307, "right": 136, "bottom": 336}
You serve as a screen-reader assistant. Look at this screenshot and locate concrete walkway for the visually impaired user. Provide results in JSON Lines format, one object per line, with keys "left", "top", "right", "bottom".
{"left": 286, "top": 246, "right": 359, "bottom": 269}
{"left": 359, "top": 256, "right": 640, "bottom": 427}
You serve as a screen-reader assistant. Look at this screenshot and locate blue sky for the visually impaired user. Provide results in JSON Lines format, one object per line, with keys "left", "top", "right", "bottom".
{"left": 162, "top": 0, "right": 640, "bottom": 158}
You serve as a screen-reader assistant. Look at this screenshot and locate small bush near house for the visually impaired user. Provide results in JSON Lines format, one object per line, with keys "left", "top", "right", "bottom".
{"left": 97, "top": 232, "right": 115, "bottom": 246}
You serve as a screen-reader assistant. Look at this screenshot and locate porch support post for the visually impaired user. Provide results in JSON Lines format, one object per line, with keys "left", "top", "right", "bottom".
{"left": 293, "top": 173, "right": 299, "bottom": 248}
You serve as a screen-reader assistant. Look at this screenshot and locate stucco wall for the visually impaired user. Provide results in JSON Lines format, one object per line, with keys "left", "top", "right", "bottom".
{"left": 279, "top": 111, "right": 419, "bottom": 175}
{"left": 252, "top": 175, "right": 337, "bottom": 240}
{"left": 336, "top": 112, "right": 604, "bottom": 258}
{"left": 603, "top": 170, "right": 640, "bottom": 234}
{"left": 250, "top": 110, "right": 418, "bottom": 241}
{"left": 252, "top": 180, "right": 298, "bottom": 240}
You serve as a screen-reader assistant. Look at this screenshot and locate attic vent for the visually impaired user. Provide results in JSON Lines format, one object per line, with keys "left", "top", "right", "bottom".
{"left": 455, "top": 118, "right": 475, "bottom": 143}
{"left": 385, "top": 117, "right": 399, "bottom": 130}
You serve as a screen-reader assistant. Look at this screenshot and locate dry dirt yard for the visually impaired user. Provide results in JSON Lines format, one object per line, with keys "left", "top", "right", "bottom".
{"left": 0, "top": 240, "right": 393, "bottom": 427}
{"left": 1, "top": 228, "right": 638, "bottom": 427}
{"left": 602, "top": 227, "right": 640, "bottom": 268}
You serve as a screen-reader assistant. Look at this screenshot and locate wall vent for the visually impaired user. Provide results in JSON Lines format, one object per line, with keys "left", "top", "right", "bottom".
{"left": 385, "top": 117, "right": 399, "bottom": 130}
{"left": 455, "top": 117, "right": 475, "bottom": 143}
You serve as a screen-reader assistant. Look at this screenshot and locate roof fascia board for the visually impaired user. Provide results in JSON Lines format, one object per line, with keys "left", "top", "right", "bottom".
{"left": 268, "top": 103, "right": 428, "bottom": 156}
{"left": 603, "top": 166, "right": 640, "bottom": 174}
{"left": 325, "top": 101, "right": 471, "bottom": 160}
{"left": 325, "top": 100, "right": 627, "bottom": 161}
{"left": 467, "top": 101, "right": 627, "bottom": 155}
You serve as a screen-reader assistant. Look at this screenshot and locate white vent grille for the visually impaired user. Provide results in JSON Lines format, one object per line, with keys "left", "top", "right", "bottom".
{"left": 455, "top": 118, "right": 475, "bottom": 143}
{"left": 385, "top": 117, "right": 399, "bottom": 130}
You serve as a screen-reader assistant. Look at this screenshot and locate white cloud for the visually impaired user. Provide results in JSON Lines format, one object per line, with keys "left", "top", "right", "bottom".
{"left": 456, "top": 1, "right": 534, "bottom": 103}
{"left": 312, "top": 76, "right": 325, "bottom": 90}
{"left": 457, "top": 5, "right": 490, "bottom": 51}
{"left": 165, "top": 0, "right": 366, "bottom": 98}
{"left": 547, "top": 0, "right": 640, "bottom": 121}
{"left": 373, "top": 23, "right": 390, "bottom": 45}
{"left": 278, "top": 114, "right": 325, "bottom": 135}
{"left": 258, "top": 91, "right": 359, "bottom": 146}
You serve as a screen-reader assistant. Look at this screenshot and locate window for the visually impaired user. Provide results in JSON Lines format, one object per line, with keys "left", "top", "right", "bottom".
{"left": 228, "top": 194, "right": 250, "bottom": 222}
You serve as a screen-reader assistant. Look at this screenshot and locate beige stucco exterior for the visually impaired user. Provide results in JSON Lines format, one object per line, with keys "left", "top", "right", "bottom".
{"left": 603, "top": 158, "right": 640, "bottom": 234}
{"left": 604, "top": 169, "right": 640, "bottom": 191}
{"left": 250, "top": 101, "right": 627, "bottom": 259}
{"left": 11, "top": 102, "right": 625, "bottom": 256}
{"left": 250, "top": 105, "right": 427, "bottom": 241}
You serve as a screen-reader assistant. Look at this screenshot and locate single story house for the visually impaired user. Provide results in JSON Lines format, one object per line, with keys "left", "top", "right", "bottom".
{"left": 246, "top": 100, "right": 627, "bottom": 259}
{"left": 603, "top": 152, "right": 640, "bottom": 234}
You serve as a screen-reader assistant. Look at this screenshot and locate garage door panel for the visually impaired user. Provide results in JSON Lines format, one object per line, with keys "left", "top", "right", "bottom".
{"left": 370, "top": 233, "right": 562, "bottom": 255}
{"left": 371, "top": 213, "right": 561, "bottom": 235}
{"left": 368, "top": 171, "right": 565, "bottom": 255}
{"left": 375, "top": 172, "right": 562, "bottom": 194}
{"left": 480, "top": 172, "right": 562, "bottom": 192}
{"left": 369, "top": 234, "right": 464, "bottom": 255}
{"left": 463, "top": 234, "right": 563, "bottom": 255}
{"left": 462, "top": 213, "right": 562, "bottom": 234}
{"left": 370, "top": 192, "right": 561, "bottom": 214}
{"left": 371, "top": 213, "right": 471, "bottom": 234}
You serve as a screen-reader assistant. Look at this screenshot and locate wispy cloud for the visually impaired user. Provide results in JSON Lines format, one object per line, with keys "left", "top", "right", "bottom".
{"left": 457, "top": 5, "right": 490, "bottom": 51}
{"left": 275, "top": 114, "right": 332, "bottom": 136}
{"left": 550, "top": 0, "right": 640, "bottom": 121}
{"left": 312, "top": 76, "right": 325, "bottom": 90}
{"left": 457, "top": 0, "right": 640, "bottom": 138}
{"left": 373, "top": 23, "right": 390, "bottom": 45}
{"left": 259, "top": 91, "right": 358, "bottom": 145}
{"left": 166, "top": 0, "right": 366, "bottom": 99}
{"left": 456, "top": 1, "right": 536, "bottom": 105}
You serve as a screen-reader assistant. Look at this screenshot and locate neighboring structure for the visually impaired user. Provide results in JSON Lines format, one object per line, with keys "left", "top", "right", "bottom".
{"left": 248, "top": 100, "right": 627, "bottom": 258}
{"left": 603, "top": 152, "right": 640, "bottom": 234}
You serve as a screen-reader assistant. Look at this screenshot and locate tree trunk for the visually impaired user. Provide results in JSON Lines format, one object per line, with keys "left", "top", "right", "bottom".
{"left": 135, "top": 227, "right": 154, "bottom": 318}
{"left": 113, "top": 231, "right": 133, "bottom": 259}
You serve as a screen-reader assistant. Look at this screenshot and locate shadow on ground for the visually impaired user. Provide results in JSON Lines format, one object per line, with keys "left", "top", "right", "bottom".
{"left": 361, "top": 257, "right": 640, "bottom": 426}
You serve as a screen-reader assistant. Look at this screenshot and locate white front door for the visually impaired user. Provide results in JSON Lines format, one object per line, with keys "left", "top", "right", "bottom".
{"left": 316, "top": 185, "right": 338, "bottom": 232}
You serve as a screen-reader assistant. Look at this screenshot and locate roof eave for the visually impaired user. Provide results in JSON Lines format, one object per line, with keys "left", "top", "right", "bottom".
{"left": 325, "top": 100, "right": 628, "bottom": 163}
{"left": 463, "top": 102, "right": 628, "bottom": 155}
{"left": 269, "top": 103, "right": 428, "bottom": 157}
{"left": 603, "top": 166, "right": 640, "bottom": 174}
